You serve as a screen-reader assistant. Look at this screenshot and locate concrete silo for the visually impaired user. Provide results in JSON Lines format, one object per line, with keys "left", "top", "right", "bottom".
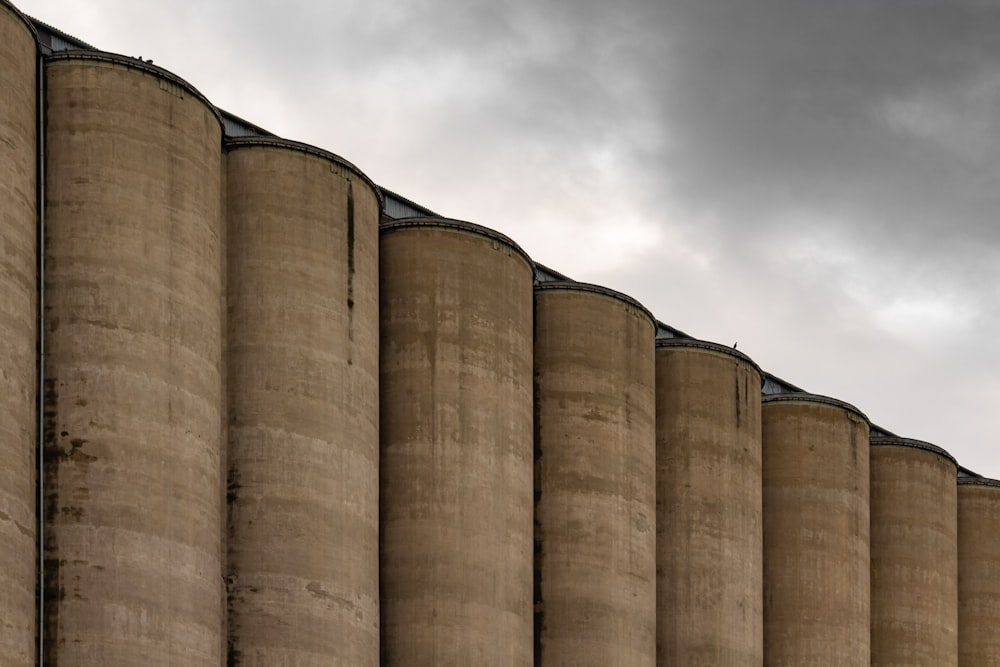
{"left": 655, "top": 339, "right": 763, "bottom": 665}
{"left": 379, "top": 218, "right": 534, "bottom": 665}
{"left": 957, "top": 477, "right": 1000, "bottom": 665}
{"left": 225, "top": 137, "right": 381, "bottom": 665}
{"left": 761, "top": 393, "right": 870, "bottom": 666}
{"left": 534, "top": 282, "right": 656, "bottom": 667}
{"left": 43, "top": 52, "right": 224, "bottom": 666}
{"left": 869, "top": 437, "right": 958, "bottom": 666}
{"left": 0, "top": 3, "right": 37, "bottom": 666}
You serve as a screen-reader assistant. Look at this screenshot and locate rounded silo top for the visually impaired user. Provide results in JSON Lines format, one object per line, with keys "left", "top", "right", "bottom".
{"left": 761, "top": 391, "right": 870, "bottom": 425}
{"left": 958, "top": 476, "right": 1000, "bottom": 489}
{"left": 870, "top": 436, "right": 958, "bottom": 469}
{"left": 380, "top": 216, "right": 534, "bottom": 270}
{"left": 225, "top": 135, "right": 383, "bottom": 211}
{"left": 535, "top": 280, "right": 656, "bottom": 328}
{"left": 655, "top": 337, "right": 765, "bottom": 385}
{"left": 2, "top": 0, "right": 39, "bottom": 44}
{"left": 45, "top": 49, "right": 223, "bottom": 131}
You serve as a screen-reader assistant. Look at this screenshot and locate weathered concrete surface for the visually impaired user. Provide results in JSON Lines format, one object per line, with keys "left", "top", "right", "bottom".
{"left": 0, "top": 3, "right": 36, "bottom": 666}
{"left": 217, "top": 151, "right": 230, "bottom": 666}
{"left": 43, "top": 54, "right": 224, "bottom": 666}
{"left": 870, "top": 438, "right": 958, "bottom": 667}
{"left": 761, "top": 394, "right": 870, "bottom": 666}
{"left": 225, "top": 140, "right": 380, "bottom": 666}
{"left": 534, "top": 283, "right": 656, "bottom": 667}
{"left": 957, "top": 478, "right": 1000, "bottom": 666}
{"left": 655, "top": 341, "right": 762, "bottom": 666}
{"left": 379, "top": 219, "right": 534, "bottom": 666}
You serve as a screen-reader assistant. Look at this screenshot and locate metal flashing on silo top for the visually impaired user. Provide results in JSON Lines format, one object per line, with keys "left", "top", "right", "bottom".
{"left": 656, "top": 337, "right": 765, "bottom": 386}
{"left": 4, "top": 3, "right": 38, "bottom": 45}
{"left": 535, "top": 280, "right": 656, "bottom": 328}
{"left": 958, "top": 476, "right": 1000, "bottom": 488}
{"left": 225, "top": 135, "right": 383, "bottom": 211}
{"left": 381, "top": 216, "right": 534, "bottom": 271}
{"left": 869, "top": 436, "right": 958, "bottom": 469}
{"left": 45, "top": 50, "right": 223, "bottom": 130}
{"left": 761, "top": 391, "right": 870, "bottom": 425}
{"left": 760, "top": 374, "right": 902, "bottom": 435}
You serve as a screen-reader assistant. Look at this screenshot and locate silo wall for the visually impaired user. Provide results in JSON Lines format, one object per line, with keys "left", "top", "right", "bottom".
{"left": 43, "top": 53, "right": 224, "bottom": 666}
{"left": 379, "top": 218, "right": 534, "bottom": 665}
{"left": 0, "top": 3, "right": 37, "bottom": 666}
{"left": 957, "top": 477, "right": 1000, "bottom": 666}
{"left": 761, "top": 393, "right": 870, "bottom": 666}
{"left": 655, "top": 339, "right": 763, "bottom": 666}
{"left": 534, "top": 282, "right": 656, "bottom": 667}
{"left": 869, "top": 437, "right": 958, "bottom": 666}
{"left": 224, "top": 138, "right": 381, "bottom": 666}
{"left": 217, "top": 149, "right": 230, "bottom": 665}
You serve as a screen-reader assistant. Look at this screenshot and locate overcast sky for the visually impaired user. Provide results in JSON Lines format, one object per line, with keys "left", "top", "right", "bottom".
{"left": 27, "top": 0, "right": 1000, "bottom": 475}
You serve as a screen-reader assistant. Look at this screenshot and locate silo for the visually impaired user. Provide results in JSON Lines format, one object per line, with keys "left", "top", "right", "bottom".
{"left": 43, "top": 52, "right": 224, "bottom": 665}
{"left": 761, "top": 393, "right": 870, "bottom": 666}
{"left": 957, "top": 477, "right": 1000, "bottom": 665}
{"left": 379, "top": 218, "right": 534, "bottom": 665}
{"left": 225, "top": 137, "right": 381, "bottom": 665}
{"left": 534, "top": 281, "right": 657, "bottom": 667}
{"left": 869, "top": 436, "right": 958, "bottom": 666}
{"left": 0, "top": 3, "right": 37, "bottom": 666}
{"left": 655, "top": 339, "right": 763, "bottom": 665}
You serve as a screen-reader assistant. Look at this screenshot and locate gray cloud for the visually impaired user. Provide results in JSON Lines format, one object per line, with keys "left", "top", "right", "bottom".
{"left": 28, "top": 0, "right": 1000, "bottom": 472}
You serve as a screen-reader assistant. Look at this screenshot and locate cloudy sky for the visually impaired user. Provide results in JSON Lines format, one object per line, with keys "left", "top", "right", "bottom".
{"left": 27, "top": 0, "right": 1000, "bottom": 475}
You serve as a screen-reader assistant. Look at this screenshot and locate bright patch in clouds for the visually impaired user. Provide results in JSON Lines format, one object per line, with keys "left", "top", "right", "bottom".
{"left": 872, "top": 295, "right": 976, "bottom": 341}
{"left": 774, "top": 218, "right": 979, "bottom": 343}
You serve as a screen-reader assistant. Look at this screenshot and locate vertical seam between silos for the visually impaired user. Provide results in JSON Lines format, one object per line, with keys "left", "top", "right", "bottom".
{"left": 35, "top": 42, "right": 46, "bottom": 667}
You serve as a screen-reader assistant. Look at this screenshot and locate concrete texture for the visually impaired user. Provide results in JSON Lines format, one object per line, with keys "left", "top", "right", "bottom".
{"left": 534, "top": 282, "right": 657, "bottom": 667}
{"left": 379, "top": 218, "right": 534, "bottom": 666}
{"left": 761, "top": 394, "right": 870, "bottom": 666}
{"left": 43, "top": 54, "right": 224, "bottom": 666}
{"left": 957, "top": 478, "right": 1000, "bottom": 666}
{"left": 655, "top": 340, "right": 763, "bottom": 666}
{"left": 225, "top": 139, "right": 380, "bottom": 666}
{"left": 869, "top": 438, "right": 958, "bottom": 667}
{"left": 0, "top": 3, "right": 36, "bottom": 666}
{"left": 217, "top": 150, "right": 230, "bottom": 666}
